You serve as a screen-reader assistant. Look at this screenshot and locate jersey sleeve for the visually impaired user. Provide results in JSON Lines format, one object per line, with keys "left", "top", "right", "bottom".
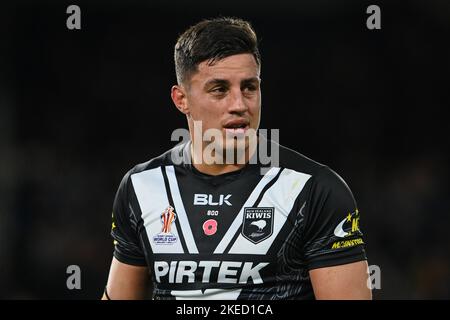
{"left": 302, "top": 166, "right": 367, "bottom": 270}
{"left": 111, "top": 172, "right": 147, "bottom": 266}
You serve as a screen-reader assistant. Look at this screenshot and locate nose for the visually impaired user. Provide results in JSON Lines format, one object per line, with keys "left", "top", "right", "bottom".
{"left": 228, "top": 89, "right": 248, "bottom": 114}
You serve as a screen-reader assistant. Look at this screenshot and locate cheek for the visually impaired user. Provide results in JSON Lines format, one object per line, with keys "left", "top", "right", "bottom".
{"left": 248, "top": 96, "right": 261, "bottom": 115}
{"left": 189, "top": 96, "right": 225, "bottom": 124}
{"left": 248, "top": 97, "right": 261, "bottom": 127}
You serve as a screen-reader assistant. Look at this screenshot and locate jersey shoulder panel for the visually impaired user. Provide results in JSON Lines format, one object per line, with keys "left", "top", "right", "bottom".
{"left": 127, "top": 142, "right": 186, "bottom": 177}
{"left": 273, "top": 142, "right": 367, "bottom": 269}
{"left": 302, "top": 166, "right": 367, "bottom": 269}
{"left": 276, "top": 142, "right": 326, "bottom": 175}
{"left": 111, "top": 143, "right": 187, "bottom": 265}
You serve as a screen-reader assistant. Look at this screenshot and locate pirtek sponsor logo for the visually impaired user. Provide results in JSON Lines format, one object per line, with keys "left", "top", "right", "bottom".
{"left": 154, "top": 260, "right": 268, "bottom": 284}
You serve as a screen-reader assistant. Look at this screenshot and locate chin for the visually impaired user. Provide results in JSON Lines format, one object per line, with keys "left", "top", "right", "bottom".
{"left": 224, "top": 136, "right": 248, "bottom": 149}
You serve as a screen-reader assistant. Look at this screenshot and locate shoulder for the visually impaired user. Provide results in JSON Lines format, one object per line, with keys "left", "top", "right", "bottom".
{"left": 276, "top": 141, "right": 324, "bottom": 175}
{"left": 276, "top": 142, "right": 353, "bottom": 195}
{"left": 119, "top": 142, "right": 187, "bottom": 188}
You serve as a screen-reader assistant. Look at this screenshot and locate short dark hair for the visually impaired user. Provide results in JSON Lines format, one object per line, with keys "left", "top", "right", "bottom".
{"left": 174, "top": 17, "right": 261, "bottom": 85}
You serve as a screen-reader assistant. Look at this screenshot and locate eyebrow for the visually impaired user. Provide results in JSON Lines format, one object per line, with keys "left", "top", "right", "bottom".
{"left": 241, "top": 77, "right": 261, "bottom": 86}
{"left": 204, "top": 78, "right": 229, "bottom": 88}
{"left": 204, "top": 77, "right": 261, "bottom": 89}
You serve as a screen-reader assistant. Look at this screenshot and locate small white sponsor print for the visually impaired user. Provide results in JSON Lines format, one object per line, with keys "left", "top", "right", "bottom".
{"left": 333, "top": 218, "right": 349, "bottom": 238}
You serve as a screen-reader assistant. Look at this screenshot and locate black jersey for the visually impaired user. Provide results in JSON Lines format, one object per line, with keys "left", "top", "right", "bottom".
{"left": 111, "top": 140, "right": 367, "bottom": 300}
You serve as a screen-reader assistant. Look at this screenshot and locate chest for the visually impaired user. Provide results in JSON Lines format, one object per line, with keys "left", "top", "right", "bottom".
{"left": 131, "top": 166, "right": 311, "bottom": 257}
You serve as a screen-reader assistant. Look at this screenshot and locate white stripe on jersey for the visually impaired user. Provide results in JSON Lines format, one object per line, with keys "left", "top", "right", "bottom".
{"left": 165, "top": 165, "right": 199, "bottom": 254}
{"left": 131, "top": 167, "right": 185, "bottom": 254}
{"left": 213, "top": 167, "right": 281, "bottom": 254}
{"left": 228, "top": 168, "right": 311, "bottom": 255}
{"left": 171, "top": 288, "right": 242, "bottom": 300}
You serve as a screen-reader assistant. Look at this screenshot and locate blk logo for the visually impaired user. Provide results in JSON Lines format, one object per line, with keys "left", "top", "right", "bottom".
{"left": 194, "top": 194, "right": 232, "bottom": 206}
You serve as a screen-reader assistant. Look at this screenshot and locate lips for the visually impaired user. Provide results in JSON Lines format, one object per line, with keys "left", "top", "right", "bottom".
{"left": 223, "top": 119, "right": 250, "bottom": 134}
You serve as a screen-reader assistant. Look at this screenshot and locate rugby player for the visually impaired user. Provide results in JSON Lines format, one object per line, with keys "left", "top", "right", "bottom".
{"left": 102, "top": 17, "right": 371, "bottom": 300}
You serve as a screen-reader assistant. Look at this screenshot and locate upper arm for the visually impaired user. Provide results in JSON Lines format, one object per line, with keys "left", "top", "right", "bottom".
{"left": 300, "top": 167, "right": 370, "bottom": 299}
{"left": 104, "top": 172, "right": 151, "bottom": 299}
{"left": 103, "top": 257, "right": 152, "bottom": 300}
{"left": 309, "top": 260, "right": 372, "bottom": 300}
{"left": 111, "top": 172, "right": 147, "bottom": 266}
{"left": 302, "top": 167, "right": 367, "bottom": 269}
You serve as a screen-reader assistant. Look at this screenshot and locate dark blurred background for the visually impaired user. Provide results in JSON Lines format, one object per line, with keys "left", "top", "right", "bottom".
{"left": 0, "top": 0, "right": 449, "bottom": 299}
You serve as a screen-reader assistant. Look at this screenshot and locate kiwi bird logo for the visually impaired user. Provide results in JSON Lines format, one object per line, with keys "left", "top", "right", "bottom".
{"left": 250, "top": 220, "right": 267, "bottom": 231}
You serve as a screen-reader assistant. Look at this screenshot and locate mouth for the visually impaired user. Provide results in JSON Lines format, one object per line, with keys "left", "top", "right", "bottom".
{"left": 223, "top": 119, "right": 250, "bottom": 134}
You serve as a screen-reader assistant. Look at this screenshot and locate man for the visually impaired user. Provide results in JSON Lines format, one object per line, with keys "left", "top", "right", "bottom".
{"left": 103, "top": 17, "right": 371, "bottom": 300}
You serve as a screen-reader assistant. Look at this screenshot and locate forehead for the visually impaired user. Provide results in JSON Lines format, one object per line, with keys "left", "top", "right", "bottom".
{"left": 190, "top": 53, "right": 260, "bottom": 85}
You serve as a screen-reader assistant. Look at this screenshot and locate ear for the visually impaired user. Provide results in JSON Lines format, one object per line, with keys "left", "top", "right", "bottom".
{"left": 171, "top": 85, "right": 190, "bottom": 115}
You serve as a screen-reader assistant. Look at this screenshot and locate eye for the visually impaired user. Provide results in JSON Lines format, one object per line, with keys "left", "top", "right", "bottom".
{"left": 211, "top": 86, "right": 227, "bottom": 93}
{"left": 242, "top": 84, "right": 257, "bottom": 93}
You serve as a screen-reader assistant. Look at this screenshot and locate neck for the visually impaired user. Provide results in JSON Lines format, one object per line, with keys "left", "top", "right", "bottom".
{"left": 190, "top": 142, "right": 256, "bottom": 176}
{"left": 193, "top": 161, "right": 246, "bottom": 176}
